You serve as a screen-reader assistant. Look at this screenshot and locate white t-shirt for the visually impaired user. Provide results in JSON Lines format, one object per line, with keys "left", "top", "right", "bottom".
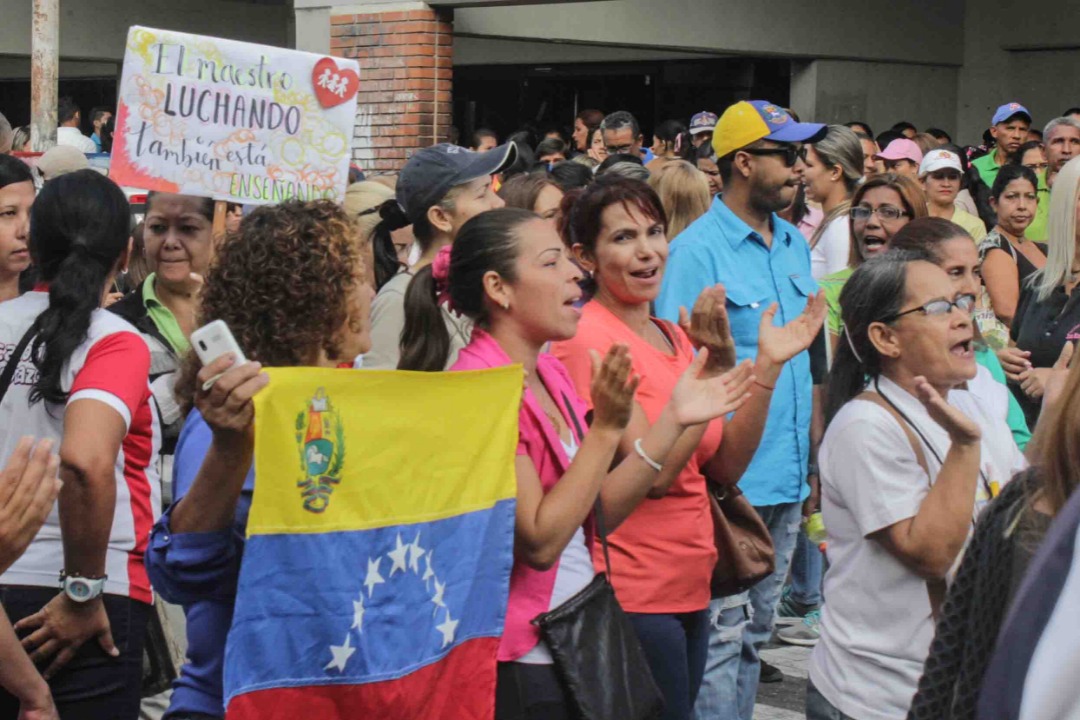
{"left": 809, "top": 374, "right": 1026, "bottom": 720}
{"left": 0, "top": 293, "right": 161, "bottom": 602}
{"left": 518, "top": 435, "right": 596, "bottom": 665}
{"left": 56, "top": 126, "right": 97, "bottom": 153}
{"left": 810, "top": 214, "right": 851, "bottom": 281}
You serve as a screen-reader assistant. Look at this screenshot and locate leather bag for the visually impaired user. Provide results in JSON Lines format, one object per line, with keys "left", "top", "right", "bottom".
{"left": 709, "top": 483, "right": 776, "bottom": 597}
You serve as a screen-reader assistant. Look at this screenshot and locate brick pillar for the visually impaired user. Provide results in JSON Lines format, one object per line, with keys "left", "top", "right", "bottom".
{"left": 331, "top": 5, "right": 453, "bottom": 173}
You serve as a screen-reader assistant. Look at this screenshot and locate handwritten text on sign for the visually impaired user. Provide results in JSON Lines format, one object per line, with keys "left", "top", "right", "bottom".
{"left": 110, "top": 26, "right": 360, "bottom": 204}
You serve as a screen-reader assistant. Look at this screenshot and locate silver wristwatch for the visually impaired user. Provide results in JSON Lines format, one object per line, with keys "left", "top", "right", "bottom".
{"left": 59, "top": 572, "right": 107, "bottom": 603}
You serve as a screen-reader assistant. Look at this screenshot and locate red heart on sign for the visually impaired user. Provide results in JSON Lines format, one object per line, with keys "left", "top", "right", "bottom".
{"left": 312, "top": 57, "right": 359, "bottom": 108}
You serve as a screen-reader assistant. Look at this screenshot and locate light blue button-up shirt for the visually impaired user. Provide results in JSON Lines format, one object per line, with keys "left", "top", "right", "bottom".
{"left": 656, "top": 196, "right": 816, "bottom": 507}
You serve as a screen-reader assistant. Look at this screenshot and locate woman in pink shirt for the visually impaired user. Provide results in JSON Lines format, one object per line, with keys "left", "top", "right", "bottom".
{"left": 551, "top": 176, "right": 826, "bottom": 720}
{"left": 400, "top": 207, "right": 755, "bottom": 719}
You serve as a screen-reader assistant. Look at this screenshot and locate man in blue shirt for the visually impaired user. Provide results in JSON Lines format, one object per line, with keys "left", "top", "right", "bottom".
{"left": 656, "top": 100, "right": 826, "bottom": 720}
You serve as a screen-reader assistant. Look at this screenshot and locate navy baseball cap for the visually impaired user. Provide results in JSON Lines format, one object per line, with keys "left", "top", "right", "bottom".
{"left": 991, "top": 102, "right": 1032, "bottom": 126}
{"left": 690, "top": 111, "right": 719, "bottom": 135}
{"left": 396, "top": 142, "right": 518, "bottom": 224}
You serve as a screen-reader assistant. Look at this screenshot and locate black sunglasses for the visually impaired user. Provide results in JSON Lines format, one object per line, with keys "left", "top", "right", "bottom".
{"left": 741, "top": 145, "right": 807, "bottom": 167}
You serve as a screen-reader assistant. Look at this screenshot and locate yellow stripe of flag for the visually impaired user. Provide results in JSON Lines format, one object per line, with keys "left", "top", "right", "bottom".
{"left": 248, "top": 366, "right": 522, "bottom": 536}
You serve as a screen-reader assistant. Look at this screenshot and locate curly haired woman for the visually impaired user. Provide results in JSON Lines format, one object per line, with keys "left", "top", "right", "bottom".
{"left": 144, "top": 200, "right": 374, "bottom": 720}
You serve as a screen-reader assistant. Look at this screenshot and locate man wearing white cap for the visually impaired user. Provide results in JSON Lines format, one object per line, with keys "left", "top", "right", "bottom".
{"left": 919, "top": 148, "right": 987, "bottom": 241}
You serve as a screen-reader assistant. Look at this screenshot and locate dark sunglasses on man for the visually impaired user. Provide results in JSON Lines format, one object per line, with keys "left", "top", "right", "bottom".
{"left": 741, "top": 144, "right": 807, "bottom": 167}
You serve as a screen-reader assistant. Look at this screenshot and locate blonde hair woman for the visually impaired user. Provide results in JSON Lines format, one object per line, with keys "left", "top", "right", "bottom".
{"left": 1009, "top": 156, "right": 1080, "bottom": 426}
{"left": 803, "top": 125, "right": 865, "bottom": 280}
{"left": 648, "top": 160, "right": 711, "bottom": 241}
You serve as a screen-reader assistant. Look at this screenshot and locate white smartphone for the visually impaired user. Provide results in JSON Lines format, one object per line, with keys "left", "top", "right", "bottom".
{"left": 190, "top": 320, "right": 247, "bottom": 367}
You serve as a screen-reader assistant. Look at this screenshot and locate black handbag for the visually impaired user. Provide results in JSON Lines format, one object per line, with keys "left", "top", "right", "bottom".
{"left": 530, "top": 394, "right": 665, "bottom": 720}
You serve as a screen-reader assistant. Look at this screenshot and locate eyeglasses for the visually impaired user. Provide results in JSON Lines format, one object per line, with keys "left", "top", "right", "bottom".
{"left": 741, "top": 145, "right": 807, "bottom": 167}
{"left": 700, "top": 168, "right": 720, "bottom": 177}
{"left": 605, "top": 144, "right": 637, "bottom": 155}
{"left": 851, "top": 205, "right": 908, "bottom": 222}
{"left": 881, "top": 293, "right": 976, "bottom": 322}
{"left": 1023, "top": 162, "right": 1049, "bottom": 172}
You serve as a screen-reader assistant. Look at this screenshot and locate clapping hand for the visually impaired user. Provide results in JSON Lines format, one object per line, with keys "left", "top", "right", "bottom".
{"left": 757, "top": 291, "right": 827, "bottom": 368}
{"left": 679, "top": 284, "right": 737, "bottom": 374}
{"left": 914, "top": 376, "right": 981, "bottom": 446}
{"left": 588, "top": 345, "right": 641, "bottom": 432}
{"left": 668, "top": 350, "right": 756, "bottom": 427}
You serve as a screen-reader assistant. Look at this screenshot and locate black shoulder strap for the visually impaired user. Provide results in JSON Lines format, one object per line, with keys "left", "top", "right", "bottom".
{"left": 560, "top": 391, "right": 614, "bottom": 582}
{"left": 0, "top": 324, "right": 37, "bottom": 405}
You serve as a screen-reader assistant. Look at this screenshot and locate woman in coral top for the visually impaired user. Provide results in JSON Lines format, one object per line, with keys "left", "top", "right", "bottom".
{"left": 551, "top": 176, "right": 826, "bottom": 720}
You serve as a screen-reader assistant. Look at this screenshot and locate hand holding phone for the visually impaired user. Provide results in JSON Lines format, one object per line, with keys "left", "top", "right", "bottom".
{"left": 190, "top": 320, "right": 247, "bottom": 391}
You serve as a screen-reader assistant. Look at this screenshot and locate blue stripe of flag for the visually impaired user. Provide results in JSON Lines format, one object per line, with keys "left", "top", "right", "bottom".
{"left": 224, "top": 497, "right": 515, "bottom": 702}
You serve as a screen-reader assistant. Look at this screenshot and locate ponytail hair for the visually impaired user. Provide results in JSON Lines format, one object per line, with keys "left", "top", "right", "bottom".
{"left": 399, "top": 207, "right": 536, "bottom": 371}
{"left": 28, "top": 170, "right": 131, "bottom": 405}
{"left": 369, "top": 199, "right": 410, "bottom": 290}
{"left": 825, "top": 251, "right": 920, "bottom": 424}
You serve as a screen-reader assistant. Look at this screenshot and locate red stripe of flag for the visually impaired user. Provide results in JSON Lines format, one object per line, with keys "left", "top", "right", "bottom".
{"left": 227, "top": 636, "right": 500, "bottom": 720}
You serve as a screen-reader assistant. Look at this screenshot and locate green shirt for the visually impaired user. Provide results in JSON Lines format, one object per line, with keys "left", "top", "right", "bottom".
{"left": 142, "top": 273, "right": 191, "bottom": 355}
{"left": 1026, "top": 174, "right": 1050, "bottom": 242}
{"left": 822, "top": 266, "right": 854, "bottom": 337}
{"left": 972, "top": 150, "right": 1007, "bottom": 188}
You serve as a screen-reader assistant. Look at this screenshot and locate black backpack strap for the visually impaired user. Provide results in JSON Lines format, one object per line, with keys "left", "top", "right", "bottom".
{"left": 0, "top": 324, "right": 37, "bottom": 405}
{"left": 560, "top": 391, "right": 614, "bottom": 581}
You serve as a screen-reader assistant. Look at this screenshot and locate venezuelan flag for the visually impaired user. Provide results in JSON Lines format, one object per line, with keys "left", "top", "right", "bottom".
{"left": 224, "top": 367, "right": 522, "bottom": 720}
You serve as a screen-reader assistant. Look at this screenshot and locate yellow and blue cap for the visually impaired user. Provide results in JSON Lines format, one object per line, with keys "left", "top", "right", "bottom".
{"left": 712, "top": 100, "right": 827, "bottom": 159}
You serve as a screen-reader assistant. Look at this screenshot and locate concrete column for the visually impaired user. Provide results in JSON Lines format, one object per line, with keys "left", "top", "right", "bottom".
{"left": 30, "top": 0, "right": 58, "bottom": 152}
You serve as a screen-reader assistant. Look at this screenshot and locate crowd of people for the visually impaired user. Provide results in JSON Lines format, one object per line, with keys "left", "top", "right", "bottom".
{"left": 1, "top": 91, "right": 1080, "bottom": 720}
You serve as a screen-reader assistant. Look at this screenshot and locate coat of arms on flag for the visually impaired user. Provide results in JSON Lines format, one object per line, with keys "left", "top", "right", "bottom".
{"left": 224, "top": 366, "right": 522, "bottom": 720}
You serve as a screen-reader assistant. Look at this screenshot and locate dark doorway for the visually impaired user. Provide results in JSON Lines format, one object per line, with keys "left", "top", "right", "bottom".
{"left": 453, "top": 57, "right": 792, "bottom": 147}
{"left": 0, "top": 77, "right": 118, "bottom": 136}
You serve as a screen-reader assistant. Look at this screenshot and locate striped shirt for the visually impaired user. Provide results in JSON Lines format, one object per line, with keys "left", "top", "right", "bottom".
{"left": 0, "top": 292, "right": 161, "bottom": 602}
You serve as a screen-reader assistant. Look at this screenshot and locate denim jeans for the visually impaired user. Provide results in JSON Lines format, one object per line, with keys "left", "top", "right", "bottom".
{"left": 789, "top": 528, "right": 824, "bottom": 607}
{"left": 806, "top": 679, "right": 856, "bottom": 720}
{"left": 626, "top": 610, "right": 709, "bottom": 720}
{"left": 691, "top": 501, "right": 803, "bottom": 720}
{"left": 0, "top": 585, "right": 151, "bottom": 720}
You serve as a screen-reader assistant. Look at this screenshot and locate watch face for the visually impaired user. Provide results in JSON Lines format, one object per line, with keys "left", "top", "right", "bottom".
{"left": 68, "top": 580, "right": 90, "bottom": 600}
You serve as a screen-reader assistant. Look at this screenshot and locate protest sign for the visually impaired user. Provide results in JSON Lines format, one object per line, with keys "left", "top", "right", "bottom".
{"left": 110, "top": 26, "right": 360, "bottom": 205}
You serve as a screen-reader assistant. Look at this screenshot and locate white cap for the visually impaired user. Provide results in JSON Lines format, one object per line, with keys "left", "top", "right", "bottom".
{"left": 919, "top": 148, "right": 962, "bottom": 177}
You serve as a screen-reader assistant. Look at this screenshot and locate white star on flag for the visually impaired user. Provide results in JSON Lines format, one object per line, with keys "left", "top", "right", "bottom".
{"left": 431, "top": 578, "right": 446, "bottom": 616}
{"left": 388, "top": 533, "right": 409, "bottom": 576}
{"left": 325, "top": 633, "right": 356, "bottom": 672}
{"left": 351, "top": 598, "right": 365, "bottom": 632}
{"left": 422, "top": 551, "right": 436, "bottom": 587}
{"left": 364, "top": 557, "right": 384, "bottom": 598}
{"left": 436, "top": 610, "right": 459, "bottom": 648}
{"left": 408, "top": 532, "right": 425, "bottom": 573}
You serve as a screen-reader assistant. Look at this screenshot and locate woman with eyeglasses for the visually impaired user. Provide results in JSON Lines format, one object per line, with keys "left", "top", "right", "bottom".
{"left": 808, "top": 251, "right": 1026, "bottom": 720}
{"left": 977, "top": 164, "right": 1044, "bottom": 328}
{"left": 820, "top": 174, "right": 928, "bottom": 353}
